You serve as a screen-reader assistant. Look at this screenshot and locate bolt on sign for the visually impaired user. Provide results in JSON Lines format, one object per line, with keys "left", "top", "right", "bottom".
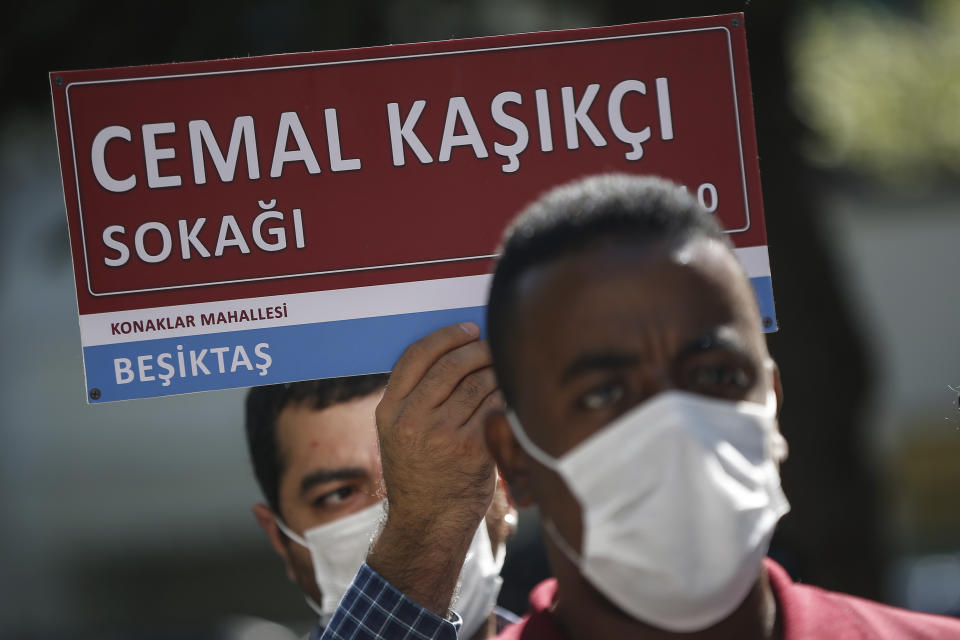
{"left": 51, "top": 13, "right": 776, "bottom": 403}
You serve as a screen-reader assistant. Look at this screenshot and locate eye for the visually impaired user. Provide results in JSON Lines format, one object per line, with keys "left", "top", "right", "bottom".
{"left": 314, "top": 485, "right": 356, "bottom": 508}
{"left": 577, "top": 381, "right": 625, "bottom": 411}
{"left": 688, "top": 365, "right": 751, "bottom": 394}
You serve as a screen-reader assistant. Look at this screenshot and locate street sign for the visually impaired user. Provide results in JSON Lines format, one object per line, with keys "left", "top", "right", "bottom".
{"left": 51, "top": 12, "right": 776, "bottom": 402}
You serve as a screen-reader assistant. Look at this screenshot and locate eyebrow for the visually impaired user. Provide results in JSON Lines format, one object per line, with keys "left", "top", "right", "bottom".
{"left": 299, "top": 467, "right": 368, "bottom": 497}
{"left": 560, "top": 351, "right": 640, "bottom": 384}
{"left": 674, "top": 328, "right": 752, "bottom": 362}
{"left": 559, "top": 328, "right": 751, "bottom": 385}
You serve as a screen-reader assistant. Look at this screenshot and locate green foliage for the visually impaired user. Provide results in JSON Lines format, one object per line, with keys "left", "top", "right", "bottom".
{"left": 792, "top": 0, "right": 960, "bottom": 185}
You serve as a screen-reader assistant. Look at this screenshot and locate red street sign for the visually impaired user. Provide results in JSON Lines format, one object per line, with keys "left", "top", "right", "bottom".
{"left": 51, "top": 13, "right": 776, "bottom": 402}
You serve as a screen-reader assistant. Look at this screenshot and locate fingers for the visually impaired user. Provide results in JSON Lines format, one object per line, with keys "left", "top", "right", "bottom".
{"left": 436, "top": 366, "right": 498, "bottom": 427}
{"left": 461, "top": 388, "right": 506, "bottom": 443}
{"left": 387, "top": 323, "right": 482, "bottom": 400}
{"left": 413, "top": 341, "right": 493, "bottom": 409}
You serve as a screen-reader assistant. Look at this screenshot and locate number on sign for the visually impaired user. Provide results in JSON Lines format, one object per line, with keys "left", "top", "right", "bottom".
{"left": 697, "top": 183, "right": 718, "bottom": 213}
{"left": 679, "top": 182, "right": 719, "bottom": 214}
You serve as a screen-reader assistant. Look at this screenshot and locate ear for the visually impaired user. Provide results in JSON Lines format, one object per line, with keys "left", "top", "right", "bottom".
{"left": 252, "top": 502, "right": 297, "bottom": 582}
{"left": 769, "top": 359, "right": 784, "bottom": 416}
{"left": 485, "top": 409, "right": 536, "bottom": 507}
{"left": 499, "top": 477, "right": 519, "bottom": 534}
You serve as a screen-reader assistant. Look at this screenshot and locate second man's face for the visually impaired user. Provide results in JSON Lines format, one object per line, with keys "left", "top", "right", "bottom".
{"left": 274, "top": 392, "right": 385, "bottom": 603}
{"left": 271, "top": 388, "right": 516, "bottom": 607}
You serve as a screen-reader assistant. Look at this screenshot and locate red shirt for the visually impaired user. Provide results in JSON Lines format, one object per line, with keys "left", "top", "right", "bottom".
{"left": 494, "top": 559, "right": 960, "bottom": 639}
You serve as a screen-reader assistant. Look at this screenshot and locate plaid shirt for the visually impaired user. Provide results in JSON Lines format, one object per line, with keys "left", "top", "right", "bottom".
{"left": 316, "top": 563, "right": 461, "bottom": 640}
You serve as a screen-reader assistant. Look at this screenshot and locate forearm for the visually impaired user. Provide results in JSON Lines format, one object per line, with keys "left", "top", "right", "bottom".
{"left": 366, "top": 510, "right": 479, "bottom": 617}
{"left": 356, "top": 324, "right": 499, "bottom": 628}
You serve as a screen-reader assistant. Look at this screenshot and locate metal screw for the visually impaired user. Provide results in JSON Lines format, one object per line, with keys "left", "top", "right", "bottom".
{"left": 762, "top": 317, "right": 774, "bottom": 329}
{"left": 53, "top": 75, "right": 65, "bottom": 86}
{"left": 731, "top": 18, "right": 741, "bottom": 28}
{"left": 89, "top": 388, "right": 101, "bottom": 400}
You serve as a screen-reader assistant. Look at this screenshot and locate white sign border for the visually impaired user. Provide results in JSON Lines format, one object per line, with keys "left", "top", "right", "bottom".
{"left": 79, "top": 246, "right": 771, "bottom": 347}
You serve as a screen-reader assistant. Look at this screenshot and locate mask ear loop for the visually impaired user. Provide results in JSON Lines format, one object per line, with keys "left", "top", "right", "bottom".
{"left": 275, "top": 520, "right": 328, "bottom": 621}
{"left": 542, "top": 517, "right": 585, "bottom": 568}
{"left": 275, "top": 517, "right": 309, "bottom": 548}
{"left": 505, "top": 410, "right": 561, "bottom": 469}
{"left": 506, "top": 410, "right": 585, "bottom": 567}
{"left": 304, "top": 594, "right": 331, "bottom": 626}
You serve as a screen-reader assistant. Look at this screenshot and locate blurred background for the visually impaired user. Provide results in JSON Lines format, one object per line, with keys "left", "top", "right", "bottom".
{"left": 2, "top": 0, "right": 959, "bottom": 637}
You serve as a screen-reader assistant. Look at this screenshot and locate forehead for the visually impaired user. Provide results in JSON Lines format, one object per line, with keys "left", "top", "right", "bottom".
{"left": 509, "top": 239, "right": 764, "bottom": 402}
{"left": 274, "top": 394, "right": 381, "bottom": 478}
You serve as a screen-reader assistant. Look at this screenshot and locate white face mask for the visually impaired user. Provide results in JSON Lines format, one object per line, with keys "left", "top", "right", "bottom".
{"left": 454, "top": 521, "right": 507, "bottom": 640}
{"left": 276, "top": 501, "right": 385, "bottom": 624}
{"left": 277, "top": 500, "right": 505, "bottom": 633}
{"left": 507, "top": 390, "right": 790, "bottom": 633}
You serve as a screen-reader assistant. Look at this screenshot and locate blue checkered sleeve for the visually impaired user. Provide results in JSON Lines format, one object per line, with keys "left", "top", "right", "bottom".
{"left": 317, "top": 563, "right": 461, "bottom": 640}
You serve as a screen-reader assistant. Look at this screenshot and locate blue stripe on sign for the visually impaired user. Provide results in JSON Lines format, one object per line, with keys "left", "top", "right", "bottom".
{"left": 82, "top": 276, "right": 778, "bottom": 402}
{"left": 83, "top": 306, "right": 487, "bottom": 402}
{"left": 751, "top": 276, "right": 778, "bottom": 333}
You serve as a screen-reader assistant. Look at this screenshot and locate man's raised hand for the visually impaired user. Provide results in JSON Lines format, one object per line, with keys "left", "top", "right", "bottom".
{"left": 368, "top": 322, "right": 502, "bottom": 615}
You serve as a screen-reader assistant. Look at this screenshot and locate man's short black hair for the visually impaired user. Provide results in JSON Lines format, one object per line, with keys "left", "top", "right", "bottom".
{"left": 244, "top": 374, "right": 389, "bottom": 515}
{"left": 486, "top": 173, "right": 730, "bottom": 406}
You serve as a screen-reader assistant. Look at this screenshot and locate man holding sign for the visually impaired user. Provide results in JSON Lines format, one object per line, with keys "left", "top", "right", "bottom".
{"left": 318, "top": 175, "right": 960, "bottom": 639}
